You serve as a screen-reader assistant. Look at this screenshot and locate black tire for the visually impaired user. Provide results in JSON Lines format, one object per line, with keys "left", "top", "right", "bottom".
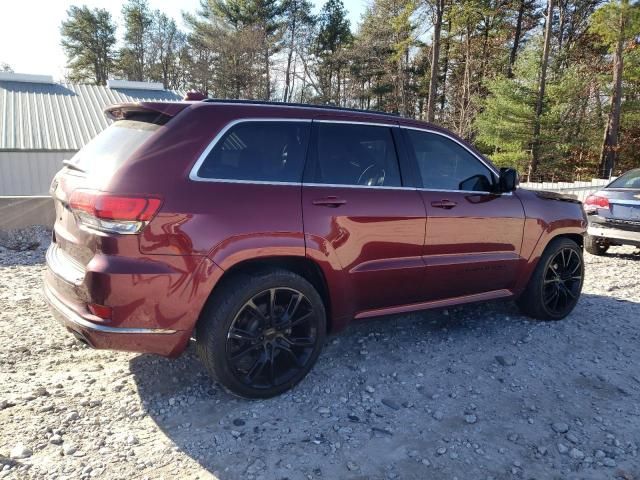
{"left": 585, "top": 235, "right": 609, "bottom": 255}
{"left": 516, "top": 237, "right": 584, "bottom": 321}
{"left": 196, "top": 269, "right": 326, "bottom": 398}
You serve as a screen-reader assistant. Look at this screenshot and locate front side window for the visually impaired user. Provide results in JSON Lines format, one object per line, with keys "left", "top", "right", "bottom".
{"left": 197, "top": 121, "right": 310, "bottom": 182}
{"left": 312, "top": 123, "right": 402, "bottom": 187}
{"left": 406, "top": 129, "right": 495, "bottom": 192}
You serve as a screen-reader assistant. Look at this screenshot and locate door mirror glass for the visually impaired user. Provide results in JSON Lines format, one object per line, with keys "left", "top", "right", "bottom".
{"left": 459, "top": 174, "right": 493, "bottom": 192}
{"left": 499, "top": 167, "right": 519, "bottom": 192}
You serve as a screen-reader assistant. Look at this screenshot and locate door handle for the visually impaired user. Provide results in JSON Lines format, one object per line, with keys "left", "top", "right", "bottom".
{"left": 431, "top": 199, "right": 457, "bottom": 209}
{"left": 312, "top": 196, "right": 347, "bottom": 208}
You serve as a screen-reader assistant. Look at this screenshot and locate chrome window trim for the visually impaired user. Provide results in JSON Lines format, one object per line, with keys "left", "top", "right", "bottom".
{"left": 302, "top": 182, "right": 415, "bottom": 191}
{"left": 401, "top": 126, "right": 500, "bottom": 178}
{"left": 189, "top": 118, "right": 312, "bottom": 184}
{"left": 314, "top": 119, "right": 399, "bottom": 128}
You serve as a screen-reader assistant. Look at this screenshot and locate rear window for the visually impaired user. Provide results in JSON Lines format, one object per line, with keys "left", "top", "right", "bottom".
{"left": 608, "top": 170, "right": 640, "bottom": 189}
{"left": 69, "top": 120, "right": 160, "bottom": 175}
{"left": 197, "top": 121, "right": 310, "bottom": 183}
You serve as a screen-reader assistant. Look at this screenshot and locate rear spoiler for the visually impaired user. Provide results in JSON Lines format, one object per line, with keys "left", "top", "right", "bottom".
{"left": 104, "top": 102, "right": 189, "bottom": 121}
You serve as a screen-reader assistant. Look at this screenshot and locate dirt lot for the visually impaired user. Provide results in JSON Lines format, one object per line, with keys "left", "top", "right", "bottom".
{"left": 1, "top": 232, "right": 639, "bottom": 480}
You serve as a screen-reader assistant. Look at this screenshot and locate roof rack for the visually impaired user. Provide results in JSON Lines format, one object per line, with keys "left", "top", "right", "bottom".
{"left": 201, "top": 98, "right": 400, "bottom": 118}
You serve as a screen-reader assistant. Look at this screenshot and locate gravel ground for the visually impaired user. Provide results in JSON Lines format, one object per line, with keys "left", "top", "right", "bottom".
{"left": 1, "top": 233, "right": 640, "bottom": 480}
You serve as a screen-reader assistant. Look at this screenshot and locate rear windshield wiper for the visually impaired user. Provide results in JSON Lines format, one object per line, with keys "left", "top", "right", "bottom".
{"left": 63, "top": 160, "right": 86, "bottom": 173}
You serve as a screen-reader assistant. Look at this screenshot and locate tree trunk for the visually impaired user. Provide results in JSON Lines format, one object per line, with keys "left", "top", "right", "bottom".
{"left": 530, "top": 0, "right": 554, "bottom": 175}
{"left": 283, "top": 10, "right": 297, "bottom": 102}
{"left": 439, "top": 17, "right": 451, "bottom": 113}
{"left": 507, "top": 0, "right": 525, "bottom": 78}
{"left": 426, "top": 0, "right": 445, "bottom": 123}
{"left": 599, "top": 10, "right": 625, "bottom": 178}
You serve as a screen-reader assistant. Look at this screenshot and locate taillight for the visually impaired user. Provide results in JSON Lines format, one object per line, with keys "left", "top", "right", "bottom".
{"left": 88, "top": 303, "right": 112, "bottom": 320}
{"left": 69, "top": 190, "right": 162, "bottom": 234}
{"left": 583, "top": 194, "right": 610, "bottom": 213}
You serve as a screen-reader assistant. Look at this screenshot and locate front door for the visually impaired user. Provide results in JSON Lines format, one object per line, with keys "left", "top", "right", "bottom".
{"left": 402, "top": 128, "right": 525, "bottom": 301}
{"left": 302, "top": 120, "right": 427, "bottom": 315}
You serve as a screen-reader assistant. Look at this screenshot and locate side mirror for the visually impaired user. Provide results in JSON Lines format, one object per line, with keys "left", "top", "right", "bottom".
{"left": 499, "top": 167, "right": 519, "bottom": 192}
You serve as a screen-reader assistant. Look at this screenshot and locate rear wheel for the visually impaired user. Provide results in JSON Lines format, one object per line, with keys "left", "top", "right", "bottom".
{"left": 585, "top": 235, "right": 609, "bottom": 255}
{"left": 196, "top": 269, "right": 326, "bottom": 398}
{"left": 517, "top": 237, "right": 584, "bottom": 320}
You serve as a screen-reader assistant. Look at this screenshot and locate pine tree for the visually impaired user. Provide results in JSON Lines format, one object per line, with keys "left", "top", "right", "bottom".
{"left": 118, "top": 0, "right": 153, "bottom": 81}
{"left": 60, "top": 6, "right": 116, "bottom": 85}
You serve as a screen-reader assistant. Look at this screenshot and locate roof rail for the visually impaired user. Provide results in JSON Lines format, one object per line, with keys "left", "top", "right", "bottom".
{"left": 201, "top": 98, "right": 401, "bottom": 118}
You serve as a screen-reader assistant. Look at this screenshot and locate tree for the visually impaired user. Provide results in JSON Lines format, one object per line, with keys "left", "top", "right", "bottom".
{"left": 119, "top": 0, "right": 153, "bottom": 81}
{"left": 590, "top": 0, "right": 640, "bottom": 178}
{"left": 60, "top": 6, "right": 116, "bottom": 85}
{"left": 530, "top": 0, "right": 554, "bottom": 175}
{"left": 425, "top": 0, "right": 445, "bottom": 122}
{"left": 314, "top": 0, "right": 353, "bottom": 104}
{"left": 148, "top": 12, "right": 187, "bottom": 88}
{"left": 280, "top": 0, "right": 315, "bottom": 102}
{"left": 0, "top": 63, "right": 13, "bottom": 72}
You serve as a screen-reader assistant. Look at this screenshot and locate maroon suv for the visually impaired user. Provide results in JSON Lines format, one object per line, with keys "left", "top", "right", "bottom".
{"left": 44, "top": 100, "right": 587, "bottom": 398}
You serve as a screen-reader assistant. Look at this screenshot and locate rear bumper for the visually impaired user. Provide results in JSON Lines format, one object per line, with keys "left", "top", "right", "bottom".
{"left": 587, "top": 224, "right": 640, "bottom": 247}
{"left": 43, "top": 279, "right": 191, "bottom": 357}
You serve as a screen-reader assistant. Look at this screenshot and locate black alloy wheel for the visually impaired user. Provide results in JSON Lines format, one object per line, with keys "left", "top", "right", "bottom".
{"left": 226, "top": 288, "right": 317, "bottom": 389}
{"left": 542, "top": 247, "right": 583, "bottom": 316}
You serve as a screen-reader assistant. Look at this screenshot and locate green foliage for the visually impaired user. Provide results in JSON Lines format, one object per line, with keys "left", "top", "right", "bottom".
{"left": 60, "top": 6, "right": 116, "bottom": 85}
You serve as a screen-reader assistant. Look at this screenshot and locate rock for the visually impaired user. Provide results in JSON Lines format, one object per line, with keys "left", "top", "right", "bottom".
{"left": 537, "top": 446, "right": 548, "bottom": 455}
{"left": 317, "top": 406, "right": 330, "bottom": 415}
{"left": 464, "top": 414, "right": 477, "bottom": 424}
{"left": 565, "top": 433, "right": 578, "bottom": 444}
{"left": 495, "top": 355, "right": 516, "bottom": 367}
{"left": 64, "top": 411, "right": 79, "bottom": 422}
{"left": 10, "top": 444, "right": 32, "bottom": 459}
{"left": 552, "top": 422, "right": 570, "bottom": 434}
{"left": 381, "top": 398, "right": 401, "bottom": 410}
{"left": 63, "top": 444, "right": 77, "bottom": 456}
{"left": 246, "top": 459, "right": 266, "bottom": 475}
{"left": 594, "top": 450, "right": 606, "bottom": 459}
{"left": 602, "top": 458, "right": 616, "bottom": 467}
{"left": 432, "top": 411, "right": 444, "bottom": 421}
{"left": 365, "top": 386, "right": 375, "bottom": 393}
{"left": 569, "top": 448, "right": 584, "bottom": 460}
{"left": 346, "top": 461, "right": 359, "bottom": 471}
{"left": 233, "top": 418, "right": 246, "bottom": 427}
{"left": 126, "top": 434, "right": 139, "bottom": 445}
{"left": 557, "top": 443, "right": 569, "bottom": 454}
{"left": 436, "top": 447, "right": 447, "bottom": 455}
{"left": 49, "top": 434, "right": 63, "bottom": 445}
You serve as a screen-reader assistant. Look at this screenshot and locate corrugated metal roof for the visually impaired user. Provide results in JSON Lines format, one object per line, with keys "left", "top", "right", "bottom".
{"left": 0, "top": 82, "right": 183, "bottom": 150}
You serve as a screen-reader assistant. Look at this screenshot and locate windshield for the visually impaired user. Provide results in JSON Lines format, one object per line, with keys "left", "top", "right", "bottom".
{"left": 68, "top": 120, "right": 160, "bottom": 176}
{"left": 608, "top": 169, "right": 640, "bottom": 189}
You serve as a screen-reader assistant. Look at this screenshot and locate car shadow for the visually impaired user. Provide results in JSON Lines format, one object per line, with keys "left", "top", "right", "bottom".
{"left": 129, "top": 294, "right": 640, "bottom": 479}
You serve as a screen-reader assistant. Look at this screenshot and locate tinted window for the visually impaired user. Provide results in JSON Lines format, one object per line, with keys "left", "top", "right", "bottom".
{"left": 313, "top": 123, "right": 402, "bottom": 187}
{"left": 69, "top": 120, "right": 159, "bottom": 176}
{"left": 197, "top": 121, "right": 310, "bottom": 182}
{"left": 406, "top": 130, "right": 495, "bottom": 192}
{"left": 608, "top": 169, "right": 640, "bottom": 189}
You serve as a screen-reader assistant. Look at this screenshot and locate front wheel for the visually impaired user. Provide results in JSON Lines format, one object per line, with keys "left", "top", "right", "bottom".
{"left": 196, "top": 270, "right": 326, "bottom": 398}
{"left": 517, "top": 237, "right": 584, "bottom": 320}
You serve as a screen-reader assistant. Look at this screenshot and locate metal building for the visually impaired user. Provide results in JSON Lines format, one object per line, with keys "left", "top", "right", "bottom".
{"left": 0, "top": 72, "right": 183, "bottom": 196}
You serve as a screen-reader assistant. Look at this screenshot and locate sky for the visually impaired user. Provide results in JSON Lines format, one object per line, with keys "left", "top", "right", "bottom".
{"left": 0, "top": 0, "right": 368, "bottom": 80}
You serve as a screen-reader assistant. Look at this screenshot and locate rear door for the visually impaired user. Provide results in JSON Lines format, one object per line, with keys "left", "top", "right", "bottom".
{"left": 402, "top": 128, "right": 525, "bottom": 301}
{"left": 302, "top": 119, "right": 427, "bottom": 315}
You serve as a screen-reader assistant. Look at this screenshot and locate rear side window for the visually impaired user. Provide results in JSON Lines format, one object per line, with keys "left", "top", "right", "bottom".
{"left": 311, "top": 123, "right": 402, "bottom": 187}
{"left": 608, "top": 170, "right": 640, "bottom": 188}
{"left": 69, "top": 120, "right": 160, "bottom": 175}
{"left": 405, "top": 130, "right": 495, "bottom": 192}
{"left": 197, "top": 121, "right": 310, "bottom": 183}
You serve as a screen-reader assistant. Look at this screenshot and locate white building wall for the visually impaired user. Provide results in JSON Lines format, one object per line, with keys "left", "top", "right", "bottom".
{"left": 0, "top": 151, "right": 74, "bottom": 195}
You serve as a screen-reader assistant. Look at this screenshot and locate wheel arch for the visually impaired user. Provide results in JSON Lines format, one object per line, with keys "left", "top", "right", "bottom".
{"left": 197, "top": 255, "right": 334, "bottom": 333}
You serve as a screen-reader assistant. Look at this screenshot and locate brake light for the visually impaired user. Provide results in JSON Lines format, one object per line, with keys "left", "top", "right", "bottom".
{"left": 583, "top": 194, "right": 610, "bottom": 213}
{"left": 69, "top": 190, "right": 162, "bottom": 234}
